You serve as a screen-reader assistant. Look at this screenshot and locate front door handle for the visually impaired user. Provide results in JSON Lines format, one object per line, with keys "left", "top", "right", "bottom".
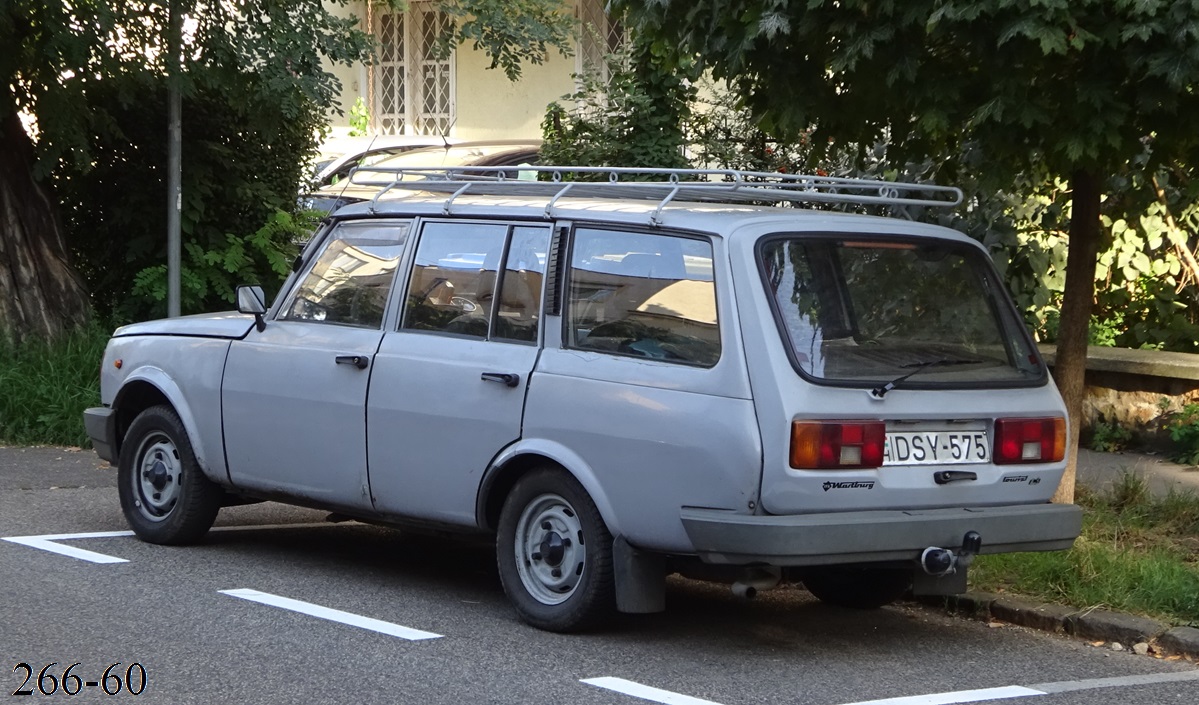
{"left": 481, "top": 372, "right": 520, "bottom": 388}
{"left": 335, "top": 355, "right": 369, "bottom": 370}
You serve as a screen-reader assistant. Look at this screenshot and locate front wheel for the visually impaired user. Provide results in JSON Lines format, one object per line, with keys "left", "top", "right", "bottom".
{"left": 496, "top": 468, "right": 616, "bottom": 632}
{"left": 802, "top": 567, "right": 912, "bottom": 609}
{"left": 117, "top": 405, "right": 221, "bottom": 545}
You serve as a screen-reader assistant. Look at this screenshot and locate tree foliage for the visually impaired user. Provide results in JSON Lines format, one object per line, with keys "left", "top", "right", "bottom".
{"left": 8, "top": 1, "right": 373, "bottom": 179}
{"left": 541, "top": 34, "right": 695, "bottom": 173}
{"left": 438, "top": 0, "right": 575, "bottom": 80}
{"left": 53, "top": 68, "right": 324, "bottom": 321}
{"left": 3, "top": 0, "right": 582, "bottom": 331}
{"left": 943, "top": 162, "right": 1199, "bottom": 353}
{"left": 2, "top": 0, "right": 379, "bottom": 328}
{"left": 620, "top": 1, "right": 1199, "bottom": 176}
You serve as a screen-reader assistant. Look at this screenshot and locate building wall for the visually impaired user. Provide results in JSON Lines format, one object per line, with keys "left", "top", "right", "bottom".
{"left": 320, "top": 1, "right": 576, "bottom": 142}
{"left": 322, "top": 2, "right": 368, "bottom": 139}
{"left": 453, "top": 48, "right": 575, "bottom": 141}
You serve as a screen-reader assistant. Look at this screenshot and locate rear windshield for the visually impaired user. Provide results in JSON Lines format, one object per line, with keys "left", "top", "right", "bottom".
{"left": 759, "top": 236, "right": 1043, "bottom": 387}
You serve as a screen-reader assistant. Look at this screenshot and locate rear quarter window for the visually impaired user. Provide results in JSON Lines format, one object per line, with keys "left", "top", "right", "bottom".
{"left": 566, "top": 227, "right": 720, "bottom": 367}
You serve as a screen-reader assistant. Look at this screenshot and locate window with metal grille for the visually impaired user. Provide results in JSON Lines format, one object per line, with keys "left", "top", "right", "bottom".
{"left": 372, "top": 2, "right": 455, "bottom": 136}
{"left": 576, "top": 0, "right": 627, "bottom": 83}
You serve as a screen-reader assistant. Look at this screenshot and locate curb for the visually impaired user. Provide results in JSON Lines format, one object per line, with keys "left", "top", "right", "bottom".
{"left": 916, "top": 593, "right": 1199, "bottom": 660}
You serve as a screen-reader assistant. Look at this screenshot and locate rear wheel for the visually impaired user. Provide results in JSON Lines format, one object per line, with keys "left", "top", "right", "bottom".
{"left": 496, "top": 468, "right": 616, "bottom": 632}
{"left": 802, "top": 567, "right": 912, "bottom": 609}
{"left": 117, "top": 405, "right": 221, "bottom": 545}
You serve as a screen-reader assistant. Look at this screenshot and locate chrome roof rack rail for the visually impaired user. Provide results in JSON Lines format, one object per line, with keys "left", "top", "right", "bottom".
{"left": 442, "top": 180, "right": 474, "bottom": 215}
{"left": 344, "top": 165, "right": 963, "bottom": 224}
{"left": 544, "top": 179, "right": 576, "bottom": 220}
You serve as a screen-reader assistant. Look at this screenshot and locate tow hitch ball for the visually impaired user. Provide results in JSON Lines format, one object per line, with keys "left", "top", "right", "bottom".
{"left": 920, "top": 531, "right": 982, "bottom": 577}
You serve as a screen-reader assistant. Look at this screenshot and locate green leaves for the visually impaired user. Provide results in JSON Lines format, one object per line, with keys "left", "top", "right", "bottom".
{"left": 348, "top": 96, "right": 370, "bottom": 137}
{"left": 130, "top": 209, "right": 307, "bottom": 317}
{"left": 437, "top": 0, "right": 574, "bottom": 81}
{"left": 540, "top": 30, "right": 695, "bottom": 175}
{"left": 4, "top": 1, "right": 369, "bottom": 322}
{"left": 621, "top": 0, "right": 1199, "bottom": 177}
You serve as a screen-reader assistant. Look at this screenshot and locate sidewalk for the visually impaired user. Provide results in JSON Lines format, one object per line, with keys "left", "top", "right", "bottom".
{"left": 1075, "top": 447, "right": 1199, "bottom": 497}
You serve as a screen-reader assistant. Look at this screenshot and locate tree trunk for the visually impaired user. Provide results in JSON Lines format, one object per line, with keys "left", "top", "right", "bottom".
{"left": 0, "top": 110, "right": 91, "bottom": 343}
{"left": 1050, "top": 169, "right": 1102, "bottom": 504}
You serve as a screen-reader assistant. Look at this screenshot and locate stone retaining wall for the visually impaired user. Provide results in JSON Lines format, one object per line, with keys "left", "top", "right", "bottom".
{"left": 1039, "top": 345, "right": 1199, "bottom": 449}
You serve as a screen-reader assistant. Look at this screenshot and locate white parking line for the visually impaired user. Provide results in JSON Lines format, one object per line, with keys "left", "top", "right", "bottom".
{"left": 581, "top": 677, "right": 724, "bottom": 705}
{"left": 2, "top": 530, "right": 134, "bottom": 563}
{"left": 219, "top": 588, "right": 442, "bottom": 641}
{"left": 1030, "top": 670, "right": 1199, "bottom": 694}
{"left": 835, "top": 670, "right": 1199, "bottom": 705}
{"left": 837, "top": 685, "right": 1045, "bottom": 705}
{"left": 1, "top": 521, "right": 342, "bottom": 563}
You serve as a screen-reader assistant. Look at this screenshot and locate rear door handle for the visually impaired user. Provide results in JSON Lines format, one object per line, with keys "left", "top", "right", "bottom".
{"left": 933, "top": 470, "right": 978, "bottom": 485}
{"left": 335, "top": 355, "right": 369, "bottom": 370}
{"left": 481, "top": 372, "right": 520, "bottom": 388}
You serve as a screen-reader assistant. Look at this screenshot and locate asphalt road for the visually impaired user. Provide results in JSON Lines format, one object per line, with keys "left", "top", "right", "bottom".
{"left": 2, "top": 446, "right": 1196, "bottom": 705}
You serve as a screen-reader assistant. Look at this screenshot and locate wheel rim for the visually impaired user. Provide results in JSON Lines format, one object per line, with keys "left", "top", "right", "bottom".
{"left": 513, "top": 493, "right": 586, "bottom": 605}
{"left": 131, "top": 432, "right": 182, "bottom": 522}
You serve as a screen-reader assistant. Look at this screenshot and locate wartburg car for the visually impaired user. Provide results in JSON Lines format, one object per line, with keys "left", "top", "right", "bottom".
{"left": 85, "top": 167, "right": 1082, "bottom": 632}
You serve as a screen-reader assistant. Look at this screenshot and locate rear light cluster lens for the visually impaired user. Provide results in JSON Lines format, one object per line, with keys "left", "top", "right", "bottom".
{"left": 790, "top": 421, "right": 885, "bottom": 469}
{"left": 994, "top": 417, "right": 1066, "bottom": 464}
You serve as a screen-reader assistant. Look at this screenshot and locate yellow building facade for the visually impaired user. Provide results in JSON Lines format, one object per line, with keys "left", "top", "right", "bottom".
{"left": 323, "top": 0, "right": 620, "bottom": 142}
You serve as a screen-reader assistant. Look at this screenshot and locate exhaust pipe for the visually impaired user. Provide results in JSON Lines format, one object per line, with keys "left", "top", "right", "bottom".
{"left": 731, "top": 567, "right": 781, "bottom": 599}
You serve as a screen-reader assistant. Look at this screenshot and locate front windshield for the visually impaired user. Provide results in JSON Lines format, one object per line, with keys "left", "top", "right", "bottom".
{"left": 760, "top": 236, "right": 1043, "bottom": 386}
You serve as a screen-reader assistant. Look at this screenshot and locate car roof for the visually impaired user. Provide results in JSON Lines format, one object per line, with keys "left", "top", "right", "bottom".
{"left": 317, "top": 135, "right": 456, "bottom": 160}
{"left": 308, "top": 142, "right": 542, "bottom": 205}
{"left": 369, "top": 141, "right": 541, "bottom": 168}
{"left": 315, "top": 136, "right": 465, "bottom": 184}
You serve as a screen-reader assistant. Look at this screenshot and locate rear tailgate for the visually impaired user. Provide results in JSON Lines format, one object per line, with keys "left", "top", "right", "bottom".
{"left": 732, "top": 223, "right": 1068, "bottom": 517}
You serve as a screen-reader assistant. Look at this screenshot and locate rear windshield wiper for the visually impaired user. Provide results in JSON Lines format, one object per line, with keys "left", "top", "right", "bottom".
{"left": 869, "top": 358, "right": 982, "bottom": 399}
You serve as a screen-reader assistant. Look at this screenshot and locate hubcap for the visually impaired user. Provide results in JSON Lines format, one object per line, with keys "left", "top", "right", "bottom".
{"left": 133, "top": 433, "right": 182, "bottom": 521}
{"left": 514, "top": 493, "right": 585, "bottom": 605}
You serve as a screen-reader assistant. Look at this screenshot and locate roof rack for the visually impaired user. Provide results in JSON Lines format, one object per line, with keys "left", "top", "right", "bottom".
{"left": 346, "top": 165, "right": 963, "bottom": 226}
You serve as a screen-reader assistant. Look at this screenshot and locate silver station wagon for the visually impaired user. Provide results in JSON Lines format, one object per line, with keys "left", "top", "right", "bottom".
{"left": 84, "top": 167, "right": 1082, "bottom": 632}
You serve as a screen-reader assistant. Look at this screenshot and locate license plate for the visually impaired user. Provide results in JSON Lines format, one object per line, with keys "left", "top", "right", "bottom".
{"left": 883, "top": 429, "right": 990, "bottom": 465}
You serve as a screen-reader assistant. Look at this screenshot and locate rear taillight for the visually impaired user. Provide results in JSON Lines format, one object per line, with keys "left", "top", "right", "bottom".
{"left": 790, "top": 420, "right": 885, "bottom": 469}
{"left": 993, "top": 417, "right": 1066, "bottom": 464}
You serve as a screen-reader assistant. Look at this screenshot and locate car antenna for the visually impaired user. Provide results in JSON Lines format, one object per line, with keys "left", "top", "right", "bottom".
{"left": 333, "top": 132, "right": 380, "bottom": 211}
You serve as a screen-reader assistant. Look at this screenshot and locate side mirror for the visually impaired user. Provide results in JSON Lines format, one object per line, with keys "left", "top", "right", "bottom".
{"left": 236, "top": 285, "right": 267, "bottom": 332}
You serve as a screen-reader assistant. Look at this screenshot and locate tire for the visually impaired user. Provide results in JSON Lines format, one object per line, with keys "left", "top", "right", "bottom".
{"left": 496, "top": 467, "right": 616, "bottom": 632}
{"left": 802, "top": 567, "right": 912, "bottom": 609}
{"left": 117, "top": 405, "right": 221, "bottom": 545}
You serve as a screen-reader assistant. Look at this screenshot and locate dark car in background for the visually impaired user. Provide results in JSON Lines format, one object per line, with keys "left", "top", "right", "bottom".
{"left": 303, "top": 140, "right": 541, "bottom": 213}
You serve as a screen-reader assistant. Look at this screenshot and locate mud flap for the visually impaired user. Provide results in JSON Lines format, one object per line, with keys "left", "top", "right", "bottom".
{"left": 911, "top": 565, "right": 969, "bottom": 597}
{"left": 613, "top": 536, "right": 665, "bottom": 613}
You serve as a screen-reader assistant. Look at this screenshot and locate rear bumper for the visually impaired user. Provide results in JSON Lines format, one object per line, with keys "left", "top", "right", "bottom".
{"left": 83, "top": 407, "right": 117, "bottom": 464}
{"left": 681, "top": 503, "right": 1082, "bottom": 567}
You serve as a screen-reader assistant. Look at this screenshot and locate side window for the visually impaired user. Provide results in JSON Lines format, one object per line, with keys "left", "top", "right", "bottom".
{"left": 495, "top": 226, "right": 551, "bottom": 342}
{"left": 401, "top": 222, "right": 508, "bottom": 338}
{"left": 402, "top": 222, "right": 552, "bottom": 342}
{"left": 280, "top": 221, "right": 409, "bottom": 329}
{"left": 566, "top": 228, "right": 720, "bottom": 367}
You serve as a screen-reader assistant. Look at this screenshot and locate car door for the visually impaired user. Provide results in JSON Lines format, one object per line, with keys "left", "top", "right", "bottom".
{"left": 222, "top": 220, "right": 410, "bottom": 509}
{"left": 366, "top": 220, "right": 552, "bottom": 524}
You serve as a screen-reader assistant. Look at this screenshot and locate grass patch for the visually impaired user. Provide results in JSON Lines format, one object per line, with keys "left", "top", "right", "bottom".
{"left": 970, "top": 474, "right": 1199, "bottom": 626}
{"left": 0, "top": 324, "right": 111, "bottom": 447}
